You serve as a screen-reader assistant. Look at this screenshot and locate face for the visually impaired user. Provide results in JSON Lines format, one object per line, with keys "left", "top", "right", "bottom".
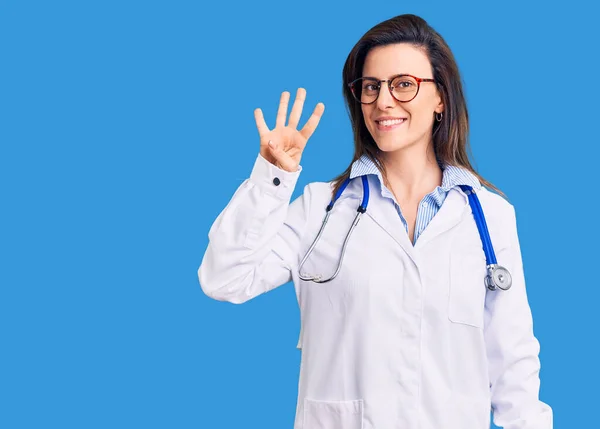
{"left": 360, "top": 43, "right": 443, "bottom": 154}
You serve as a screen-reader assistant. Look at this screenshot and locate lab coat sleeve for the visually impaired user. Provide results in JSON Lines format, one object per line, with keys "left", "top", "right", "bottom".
{"left": 484, "top": 204, "right": 553, "bottom": 429}
{"left": 197, "top": 152, "right": 310, "bottom": 304}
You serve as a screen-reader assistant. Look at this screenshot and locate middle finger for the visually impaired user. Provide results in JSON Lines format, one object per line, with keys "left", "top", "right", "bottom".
{"left": 287, "top": 88, "right": 306, "bottom": 129}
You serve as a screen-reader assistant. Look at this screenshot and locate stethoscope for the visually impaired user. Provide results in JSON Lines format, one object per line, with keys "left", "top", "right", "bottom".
{"left": 298, "top": 175, "right": 512, "bottom": 291}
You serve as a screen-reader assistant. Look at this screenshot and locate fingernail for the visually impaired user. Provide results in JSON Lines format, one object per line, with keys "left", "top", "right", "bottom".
{"left": 268, "top": 140, "right": 275, "bottom": 148}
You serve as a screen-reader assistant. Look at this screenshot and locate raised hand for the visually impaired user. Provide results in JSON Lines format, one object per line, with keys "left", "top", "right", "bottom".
{"left": 254, "top": 88, "right": 325, "bottom": 173}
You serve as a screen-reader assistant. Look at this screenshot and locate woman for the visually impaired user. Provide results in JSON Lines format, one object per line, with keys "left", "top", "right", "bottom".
{"left": 198, "top": 13, "right": 552, "bottom": 429}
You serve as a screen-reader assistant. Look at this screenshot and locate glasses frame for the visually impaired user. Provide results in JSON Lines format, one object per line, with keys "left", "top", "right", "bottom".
{"left": 348, "top": 73, "right": 437, "bottom": 104}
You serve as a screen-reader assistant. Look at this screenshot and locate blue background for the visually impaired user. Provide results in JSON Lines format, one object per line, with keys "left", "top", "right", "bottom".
{"left": 1, "top": 0, "right": 597, "bottom": 427}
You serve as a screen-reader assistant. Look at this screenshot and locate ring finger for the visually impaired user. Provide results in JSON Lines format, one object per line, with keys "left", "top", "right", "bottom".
{"left": 275, "top": 91, "right": 290, "bottom": 129}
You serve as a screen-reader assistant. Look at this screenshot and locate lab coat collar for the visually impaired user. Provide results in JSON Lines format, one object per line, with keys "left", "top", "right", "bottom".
{"left": 348, "top": 153, "right": 482, "bottom": 193}
{"left": 340, "top": 174, "right": 471, "bottom": 267}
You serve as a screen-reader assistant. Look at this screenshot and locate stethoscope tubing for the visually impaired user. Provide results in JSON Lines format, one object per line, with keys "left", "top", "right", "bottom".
{"left": 299, "top": 175, "right": 511, "bottom": 291}
{"left": 299, "top": 176, "right": 369, "bottom": 283}
{"left": 459, "top": 185, "right": 497, "bottom": 266}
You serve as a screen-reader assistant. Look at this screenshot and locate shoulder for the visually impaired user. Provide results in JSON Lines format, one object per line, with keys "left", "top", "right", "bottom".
{"left": 291, "top": 180, "right": 353, "bottom": 224}
{"left": 476, "top": 186, "right": 517, "bottom": 249}
{"left": 300, "top": 180, "right": 336, "bottom": 208}
{"left": 477, "top": 186, "right": 514, "bottom": 215}
{"left": 446, "top": 163, "right": 516, "bottom": 225}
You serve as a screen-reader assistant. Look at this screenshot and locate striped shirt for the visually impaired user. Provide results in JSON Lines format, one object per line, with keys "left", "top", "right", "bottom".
{"left": 349, "top": 154, "right": 482, "bottom": 245}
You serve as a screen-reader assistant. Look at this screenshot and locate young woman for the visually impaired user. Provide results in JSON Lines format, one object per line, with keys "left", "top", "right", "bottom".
{"left": 199, "top": 13, "right": 552, "bottom": 429}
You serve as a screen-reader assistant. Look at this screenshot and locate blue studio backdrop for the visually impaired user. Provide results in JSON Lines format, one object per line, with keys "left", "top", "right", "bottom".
{"left": 1, "top": 0, "right": 597, "bottom": 428}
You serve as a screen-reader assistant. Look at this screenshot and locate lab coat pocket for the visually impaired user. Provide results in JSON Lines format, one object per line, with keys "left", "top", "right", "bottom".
{"left": 303, "top": 398, "right": 364, "bottom": 429}
{"left": 448, "top": 249, "right": 487, "bottom": 328}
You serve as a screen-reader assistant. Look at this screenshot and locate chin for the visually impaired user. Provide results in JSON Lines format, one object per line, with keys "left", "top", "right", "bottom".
{"left": 374, "top": 137, "right": 412, "bottom": 153}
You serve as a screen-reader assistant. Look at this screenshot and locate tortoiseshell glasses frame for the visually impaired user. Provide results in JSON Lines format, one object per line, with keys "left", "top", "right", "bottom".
{"left": 348, "top": 74, "right": 437, "bottom": 104}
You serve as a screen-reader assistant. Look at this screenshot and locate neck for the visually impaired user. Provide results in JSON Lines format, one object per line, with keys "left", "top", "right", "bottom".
{"left": 380, "top": 141, "right": 442, "bottom": 202}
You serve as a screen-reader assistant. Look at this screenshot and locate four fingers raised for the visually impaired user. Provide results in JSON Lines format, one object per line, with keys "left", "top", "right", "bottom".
{"left": 254, "top": 88, "right": 325, "bottom": 147}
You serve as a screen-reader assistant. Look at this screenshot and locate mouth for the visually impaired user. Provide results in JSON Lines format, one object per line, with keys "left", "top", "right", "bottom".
{"left": 375, "top": 118, "right": 406, "bottom": 131}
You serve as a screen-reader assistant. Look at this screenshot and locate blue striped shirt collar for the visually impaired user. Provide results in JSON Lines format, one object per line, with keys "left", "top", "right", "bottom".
{"left": 349, "top": 153, "right": 481, "bottom": 191}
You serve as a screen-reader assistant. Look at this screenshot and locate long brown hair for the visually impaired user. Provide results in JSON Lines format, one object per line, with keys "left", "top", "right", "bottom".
{"left": 331, "top": 14, "right": 506, "bottom": 201}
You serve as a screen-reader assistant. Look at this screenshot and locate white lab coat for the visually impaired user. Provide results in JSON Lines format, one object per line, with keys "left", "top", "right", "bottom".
{"left": 198, "top": 153, "right": 553, "bottom": 429}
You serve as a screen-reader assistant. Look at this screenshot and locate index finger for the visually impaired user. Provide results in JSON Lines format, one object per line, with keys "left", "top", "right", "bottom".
{"left": 299, "top": 103, "right": 325, "bottom": 141}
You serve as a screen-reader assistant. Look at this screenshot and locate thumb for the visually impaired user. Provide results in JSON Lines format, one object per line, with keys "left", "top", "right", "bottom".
{"left": 268, "top": 139, "right": 295, "bottom": 172}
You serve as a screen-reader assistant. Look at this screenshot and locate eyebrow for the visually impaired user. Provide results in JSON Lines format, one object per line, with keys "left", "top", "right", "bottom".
{"left": 361, "top": 73, "right": 411, "bottom": 80}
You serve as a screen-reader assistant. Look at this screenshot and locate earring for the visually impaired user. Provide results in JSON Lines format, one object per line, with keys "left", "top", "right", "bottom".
{"left": 435, "top": 112, "right": 443, "bottom": 122}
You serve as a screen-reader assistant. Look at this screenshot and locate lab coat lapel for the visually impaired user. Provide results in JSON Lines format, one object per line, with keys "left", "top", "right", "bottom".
{"left": 414, "top": 188, "right": 469, "bottom": 250}
{"left": 343, "top": 176, "right": 470, "bottom": 264}
{"left": 358, "top": 175, "right": 420, "bottom": 264}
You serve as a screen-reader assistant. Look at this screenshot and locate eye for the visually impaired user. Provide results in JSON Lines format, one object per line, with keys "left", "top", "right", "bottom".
{"left": 390, "top": 76, "right": 418, "bottom": 93}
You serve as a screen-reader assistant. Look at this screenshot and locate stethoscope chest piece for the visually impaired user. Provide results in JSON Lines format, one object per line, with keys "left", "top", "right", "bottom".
{"left": 485, "top": 264, "right": 512, "bottom": 291}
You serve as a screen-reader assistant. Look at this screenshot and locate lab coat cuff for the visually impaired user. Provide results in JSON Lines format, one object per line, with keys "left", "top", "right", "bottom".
{"left": 249, "top": 153, "right": 302, "bottom": 201}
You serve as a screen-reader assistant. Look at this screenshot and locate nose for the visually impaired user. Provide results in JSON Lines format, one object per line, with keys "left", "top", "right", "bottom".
{"left": 376, "top": 81, "right": 396, "bottom": 110}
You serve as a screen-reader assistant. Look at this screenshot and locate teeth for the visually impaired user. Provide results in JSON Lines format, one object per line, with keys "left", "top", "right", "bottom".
{"left": 378, "top": 119, "right": 405, "bottom": 126}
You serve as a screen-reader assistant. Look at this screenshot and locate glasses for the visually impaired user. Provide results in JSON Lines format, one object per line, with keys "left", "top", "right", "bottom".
{"left": 348, "top": 74, "right": 436, "bottom": 104}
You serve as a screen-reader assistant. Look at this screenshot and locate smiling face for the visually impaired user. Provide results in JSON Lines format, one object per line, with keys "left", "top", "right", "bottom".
{"left": 360, "top": 43, "right": 444, "bottom": 154}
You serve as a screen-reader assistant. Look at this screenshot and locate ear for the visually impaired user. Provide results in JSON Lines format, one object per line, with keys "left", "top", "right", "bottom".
{"left": 435, "top": 93, "right": 444, "bottom": 114}
{"left": 434, "top": 85, "right": 444, "bottom": 113}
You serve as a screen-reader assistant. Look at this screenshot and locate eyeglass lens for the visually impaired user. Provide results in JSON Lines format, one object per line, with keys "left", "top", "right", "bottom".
{"left": 353, "top": 76, "right": 418, "bottom": 103}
